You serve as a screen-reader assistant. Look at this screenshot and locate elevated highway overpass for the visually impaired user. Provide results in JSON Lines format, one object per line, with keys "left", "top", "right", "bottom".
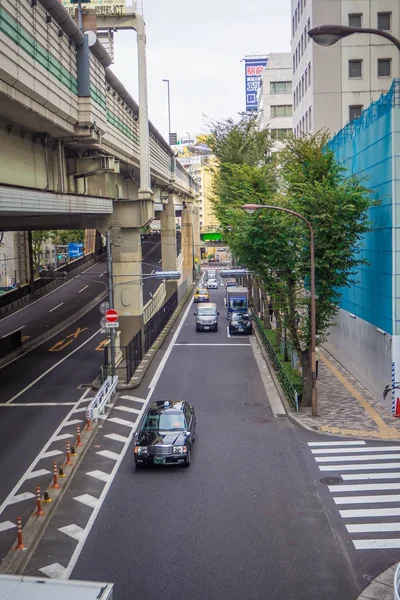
{"left": 0, "top": 0, "right": 200, "bottom": 347}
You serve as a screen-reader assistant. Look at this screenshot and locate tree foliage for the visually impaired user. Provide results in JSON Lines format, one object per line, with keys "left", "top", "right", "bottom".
{"left": 210, "top": 117, "right": 374, "bottom": 406}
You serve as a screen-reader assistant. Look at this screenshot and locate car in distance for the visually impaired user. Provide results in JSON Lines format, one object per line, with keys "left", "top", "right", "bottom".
{"left": 207, "top": 278, "right": 218, "bottom": 289}
{"left": 134, "top": 400, "right": 196, "bottom": 467}
{"left": 194, "top": 288, "right": 210, "bottom": 303}
{"left": 194, "top": 302, "right": 219, "bottom": 332}
{"left": 226, "top": 279, "right": 237, "bottom": 288}
{"left": 229, "top": 311, "right": 252, "bottom": 335}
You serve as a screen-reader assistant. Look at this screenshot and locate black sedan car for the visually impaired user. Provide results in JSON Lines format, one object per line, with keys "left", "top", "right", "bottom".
{"left": 134, "top": 400, "right": 196, "bottom": 468}
{"left": 229, "top": 311, "right": 252, "bottom": 335}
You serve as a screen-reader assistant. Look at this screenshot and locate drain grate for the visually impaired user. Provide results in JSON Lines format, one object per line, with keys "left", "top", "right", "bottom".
{"left": 246, "top": 416, "right": 271, "bottom": 424}
{"left": 320, "top": 476, "right": 343, "bottom": 485}
{"left": 242, "top": 402, "right": 265, "bottom": 408}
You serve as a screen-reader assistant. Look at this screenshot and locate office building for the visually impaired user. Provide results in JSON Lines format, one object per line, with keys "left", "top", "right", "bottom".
{"left": 291, "top": 0, "right": 399, "bottom": 137}
{"left": 258, "top": 53, "right": 293, "bottom": 142}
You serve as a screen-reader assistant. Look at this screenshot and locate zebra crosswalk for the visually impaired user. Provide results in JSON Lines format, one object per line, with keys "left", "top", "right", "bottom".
{"left": 308, "top": 440, "right": 400, "bottom": 550}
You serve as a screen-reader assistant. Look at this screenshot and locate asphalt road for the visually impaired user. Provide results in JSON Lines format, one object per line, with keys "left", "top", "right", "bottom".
{"left": 0, "top": 304, "right": 106, "bottom": 561}
{"left": 0, "top": 260, "right": 107, "bottom": 342}
{"left": 65, "top": 283, "right": 363, "bottom": 600}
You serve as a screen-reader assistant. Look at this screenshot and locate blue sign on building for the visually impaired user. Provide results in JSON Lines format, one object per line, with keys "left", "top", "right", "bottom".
{"left": 68, "top": 242, "right": 84, "bottom": 259}
{"left": 244, "top": 56, "right": 268, "bottom": 112}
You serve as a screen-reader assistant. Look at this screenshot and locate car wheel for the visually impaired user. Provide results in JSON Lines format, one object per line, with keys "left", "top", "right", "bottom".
{"left": 184, "top": 449, "right": 192, "bottom": 467}
{"left": 215, "top": 326, "right": 218, "bottom": 332}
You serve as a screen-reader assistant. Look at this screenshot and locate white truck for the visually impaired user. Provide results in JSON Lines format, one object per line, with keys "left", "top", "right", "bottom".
{"left": 0, "top": 574, "right": 114, "bottom": 599}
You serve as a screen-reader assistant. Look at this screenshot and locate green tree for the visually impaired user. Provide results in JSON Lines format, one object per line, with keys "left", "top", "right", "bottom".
{"left": 210, "top": 120, "right": 374, "bottom": 407}
{"left": 31, "top": 230, "right": 50, "bottom": 273}
{"left": 49, "top": 229, "right": 84, "bottom": 245}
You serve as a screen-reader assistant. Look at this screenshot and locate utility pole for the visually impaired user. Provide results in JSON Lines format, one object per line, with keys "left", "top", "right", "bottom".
{"left": 77, "top": 0, "right": 83, "bottom": 31}
{"left": 106, "top": 231, "right": 116, "bottom": 379}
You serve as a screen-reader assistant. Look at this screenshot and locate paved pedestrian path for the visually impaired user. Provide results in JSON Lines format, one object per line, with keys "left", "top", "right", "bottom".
{"left": 295, "top": 348, "right": 400, "bottom": 440}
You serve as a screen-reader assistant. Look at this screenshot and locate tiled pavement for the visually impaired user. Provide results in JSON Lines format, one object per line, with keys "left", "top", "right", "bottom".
{"left": 294, "top": 348, "right": 400, "bottom": 440}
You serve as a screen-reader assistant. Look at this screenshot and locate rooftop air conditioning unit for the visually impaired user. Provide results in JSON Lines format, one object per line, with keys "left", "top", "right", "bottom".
{"left": 100, "top": 156, "right": 120, "bottom": 174}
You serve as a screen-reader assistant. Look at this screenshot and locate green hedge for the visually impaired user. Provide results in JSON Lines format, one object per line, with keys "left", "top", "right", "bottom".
{"left": 263, "top": 327, "right": 303, "bottom": 395}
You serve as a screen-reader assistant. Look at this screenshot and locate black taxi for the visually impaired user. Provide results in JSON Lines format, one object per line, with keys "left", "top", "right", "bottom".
{"left": 134, "top": 400, "right": 196, "bottom": 468}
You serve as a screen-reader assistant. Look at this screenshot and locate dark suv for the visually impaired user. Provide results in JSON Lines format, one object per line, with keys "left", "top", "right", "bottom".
{"left": 229, "top": 311, "right": 252, "bottom": 335}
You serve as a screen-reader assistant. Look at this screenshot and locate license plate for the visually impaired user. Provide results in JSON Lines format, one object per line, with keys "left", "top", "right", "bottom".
{"left": 204, "top": 326, "right": 209, "bottom": 330}
{"left": 154, "top": 457, "right": 166, "bottom": 464}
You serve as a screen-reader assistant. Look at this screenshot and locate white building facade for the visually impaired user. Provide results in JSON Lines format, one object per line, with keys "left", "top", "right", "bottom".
{"left": 291, "top": 0, "right": 400, "bottom": 137}
{"left": 258, "top": 53, "right": 293, "bottom": 141}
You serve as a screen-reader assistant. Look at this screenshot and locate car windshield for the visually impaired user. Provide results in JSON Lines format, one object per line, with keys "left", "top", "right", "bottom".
{"left": 231, "top": 299, "right": 247, "bottom": 309}
{"left": 198, "top": 308, "right": 216, "bottom": 316}
{"left": 143, "top": 412, "right": 186, "bottom": 431}
{"left": 197, "top": 289, "right": 208, "bottom": 295}
{"left": 232, "top": 313, "right": 249, "bottom": 322}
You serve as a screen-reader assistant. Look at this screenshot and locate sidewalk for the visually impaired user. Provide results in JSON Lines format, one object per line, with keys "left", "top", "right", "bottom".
{"left": 294, "top": 347, "right": 400, "bottom": 441}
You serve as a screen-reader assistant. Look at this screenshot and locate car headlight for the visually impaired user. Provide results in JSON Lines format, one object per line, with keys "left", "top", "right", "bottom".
{"left": 173, "top": 445, "right": 187, "bottom": 454}
{"left": 134, "top": 446, "right": 148, "bottom": 455}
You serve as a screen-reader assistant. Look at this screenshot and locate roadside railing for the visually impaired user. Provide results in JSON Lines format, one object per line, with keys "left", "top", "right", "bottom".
{"left": 394, "top": 563, "right": 400, "bottom": 600}
{"left": 144, "top": 291, "right": 178, "bottom": 353}
{"left": 253, "top": 315, "right": 300, "bottom": 411}
{"left": 88, "top": 376, "right": 118, "bottom": 421}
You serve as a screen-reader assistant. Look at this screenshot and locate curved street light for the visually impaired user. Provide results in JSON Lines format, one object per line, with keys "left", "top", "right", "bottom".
{"left": 308, "top": 24, "right": 400, "bottom": 52}
{"left": 242, "top": 203, "right": 317, "bottom": 417}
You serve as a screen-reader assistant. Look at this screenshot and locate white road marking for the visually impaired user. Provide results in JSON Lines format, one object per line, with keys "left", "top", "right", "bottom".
{"left": 334, "top": 494, "right": 400, "bottom": 505}
{"left": 0, "top": 389, "right": 90, "bottom": 516}
{"left": 59, "top": 524, "right": 85, "bottom": 541}
{"left": 353, "top": 539, "right": 400, "bottom": 550}
{"left": 99, "top": 273, "right": 104, "bottom": 277}
{"left": 49, "top": 302, "right": 64, "bottom": 312}
{"left": 308, "top": 441, "right": 366, "bottom": 447}
{"left": 6, "top": 330, "right": 101, "bottom": 404}
{"left": 0, "top": 521, "right": 15, "bottom": 532}
{"left": 119, "top": 395, "right": 145, "bottom": 403}
{"left": 104, "top": 433, "right": 129, "bottom": 443}
{"left": 40, "top": 450, "right": 63, "bottom": 459}
{"left": 73, "top": 407, "right": 88, "bottom": 414}
{"left": 158, "top": 259, "right": 162, "bottom": 263}
{"left": 96, "top": 450, "right": 120, "bottom": 461}
{"left": 9, "top": 492, "right": 35, "bottom": 504}
{"left": 114, "top": 405, "right": 140, "bottom": 415}
{"left": 0, "top": 403, "right": 77, "bottom": 407}
{"left": 312, "top": 446, "right": 400, "bottom": 455}
{"left": 346, "top": 523, "right": 400, "bottom": 533}
{"left": 320, "top": 462, "right": 400, "bottom": 471}
{"left": 342, "top": 472, "right": 400, "bottom": 480}
{"left": 316, "top": 454, "right": 400, "bottom": 463}
{"left": 329, "top": 482, "right": 400, "bottom": 492}
{"left": 226, "top": 326, "right": 230, "bottom": 338}
{"left": 74, "top": 494, "right": 99, "bottom": 509}
{"left": 24, "top": 469, "right": 51, "bottom": 479}
{"left": 340, "top": 507, "right": 400, "bottom": 518}
{"left": 54, "top": 433, "right": 74, "bottom": 441}
{"left": 107, "top": 416, "right": 136, "bottom": 428}
{"left": 39, "top": 563, "right": 67, "bottom": 579}
{"left": 151, "top": 269, "right": 155, "bottom": 274}
{"left": 4, "top": 326, "right": 25, "bottom": 337}
{"left": 64, "top": 419, "right": 83, "bottom": 427}
{"left": 86, "top": 470, "right": 111, "bottom": 483}
{"left": 78, "top": 285, "right": 89, "bottom": 293}
{"left": 174, "top": 343, "right": 251, "bottom": 346}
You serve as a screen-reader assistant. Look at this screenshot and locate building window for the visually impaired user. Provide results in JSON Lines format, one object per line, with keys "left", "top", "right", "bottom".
{"left": 308, "top": 61, "right": 311, "bottom": 84}
{"left": 301, "top": 75, "right": 304, "bottom": 97}
{"left": 271, "top": 105, "right": 293, "bottom": 118}
{"left": 349, "top": 105, "right": 363, "bottom": 121}
{"left": 293, "top": 54, "right": 295, "bottom": 74}
{"left": 301, "top": 34, "right": 304, "bottom": 56}
{"left": 348, "top": 13, "right": 362, "bottom": 27}
{"left": 349, "top": 59, "right": 362, "bottom": 78}
{"left": 292, "top": 17, "right": 295, "bottom": 37}
{"left": 304, "top": 26, "right": 307, "bottom": 47}
{"left": 308, "top": 106, "right": 312, "bottom": 130}
{"left": 273, "top": 129, "right": 291, "bottom": 140}
{"left": 378, "top": 58, "right": 391, "bottom": 77}
{"left": 377, "top": 12, "right": 391, "bottom": 30}
{"left": 270, "top": 81, "right": 292, "bottom": 94}
{"left": 307, "top": 17, "right": 311, "bottom": 32}
{"left": 295, "top": 8, "right": 298, "bottom": 27}
{"left": 305, "top": 71, "right": 308, "bottom": 91}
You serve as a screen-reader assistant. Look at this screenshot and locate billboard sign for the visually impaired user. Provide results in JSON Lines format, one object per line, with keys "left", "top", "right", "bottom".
{"left": 244, "top": 56, "right": 268, "bottom": 112}
{"left": 61, "top": 1, "right": 126, "bottom": 16}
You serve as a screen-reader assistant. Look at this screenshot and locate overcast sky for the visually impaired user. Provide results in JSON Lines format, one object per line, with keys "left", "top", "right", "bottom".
{"left": 110, "top": 0, "right": 291, "bottom": 141}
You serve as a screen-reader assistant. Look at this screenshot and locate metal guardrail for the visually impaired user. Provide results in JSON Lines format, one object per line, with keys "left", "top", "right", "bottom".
{"left": 394, "top": 563, "right": 400, "bottom": 600}
{"left": 254, "top": 315, "right": 300, "bottom": 411}
{"left": 87, "top": 376, "right": 118, "bottom": 421}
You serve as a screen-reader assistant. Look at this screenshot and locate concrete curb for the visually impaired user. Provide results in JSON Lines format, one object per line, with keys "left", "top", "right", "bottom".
{"left": 357, "top": 563, "right": 396, "bottom": 600}
{"left": 92, "top": 283, "right": 197, "bottom": 391}
{"left": 0, "top": 290, "right": 107, "bottom": 370}
{"left": 0, "top": 411, "right": 108, "bottom": 575}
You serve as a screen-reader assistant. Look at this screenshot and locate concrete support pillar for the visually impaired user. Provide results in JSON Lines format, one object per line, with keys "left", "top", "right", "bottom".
{"left": 181, "top": 204, "right": 194, "bottom": 286}
{"left": 111, "top": 206, "right": 144, "bottom": 347}
{"left": 161, "top": 197, "right": 178, "bottom": 299}
{"left": 192, "top": 204, "right": 201, "bottom": 267}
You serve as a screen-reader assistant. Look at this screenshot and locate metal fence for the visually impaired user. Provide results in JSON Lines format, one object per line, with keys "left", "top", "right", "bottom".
{"left": 103, "top": 331, "right": 142, "bottom": 384}
{"left": 176, "top": 231, "right": 182, "bottom": 256}
{"left": 144, "top": 291, "right": 178, "bottom": 353}
{"left": 395, "top": 562, "right": 400, "bottom": 600}
{"left": 254, "top": 315, "right": 300, "bottom": 411}
{"left": 126, "top": 330, "right": 143, "bottom": 381}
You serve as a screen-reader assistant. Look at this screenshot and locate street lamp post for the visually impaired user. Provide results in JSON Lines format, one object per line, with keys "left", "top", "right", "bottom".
{"left": 242, "top": 203, "right": 317, "bottom": 416}
{"left": 308, "top": 24, "right": 400, "bottom": 53}
{"left": 162, "top": 79, "right": 171, "bottom": 144}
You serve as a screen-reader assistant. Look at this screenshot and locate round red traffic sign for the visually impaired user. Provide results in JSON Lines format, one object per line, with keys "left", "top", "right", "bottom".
{"left": 105, "top": 309, "right": 119, "bottom": 323}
